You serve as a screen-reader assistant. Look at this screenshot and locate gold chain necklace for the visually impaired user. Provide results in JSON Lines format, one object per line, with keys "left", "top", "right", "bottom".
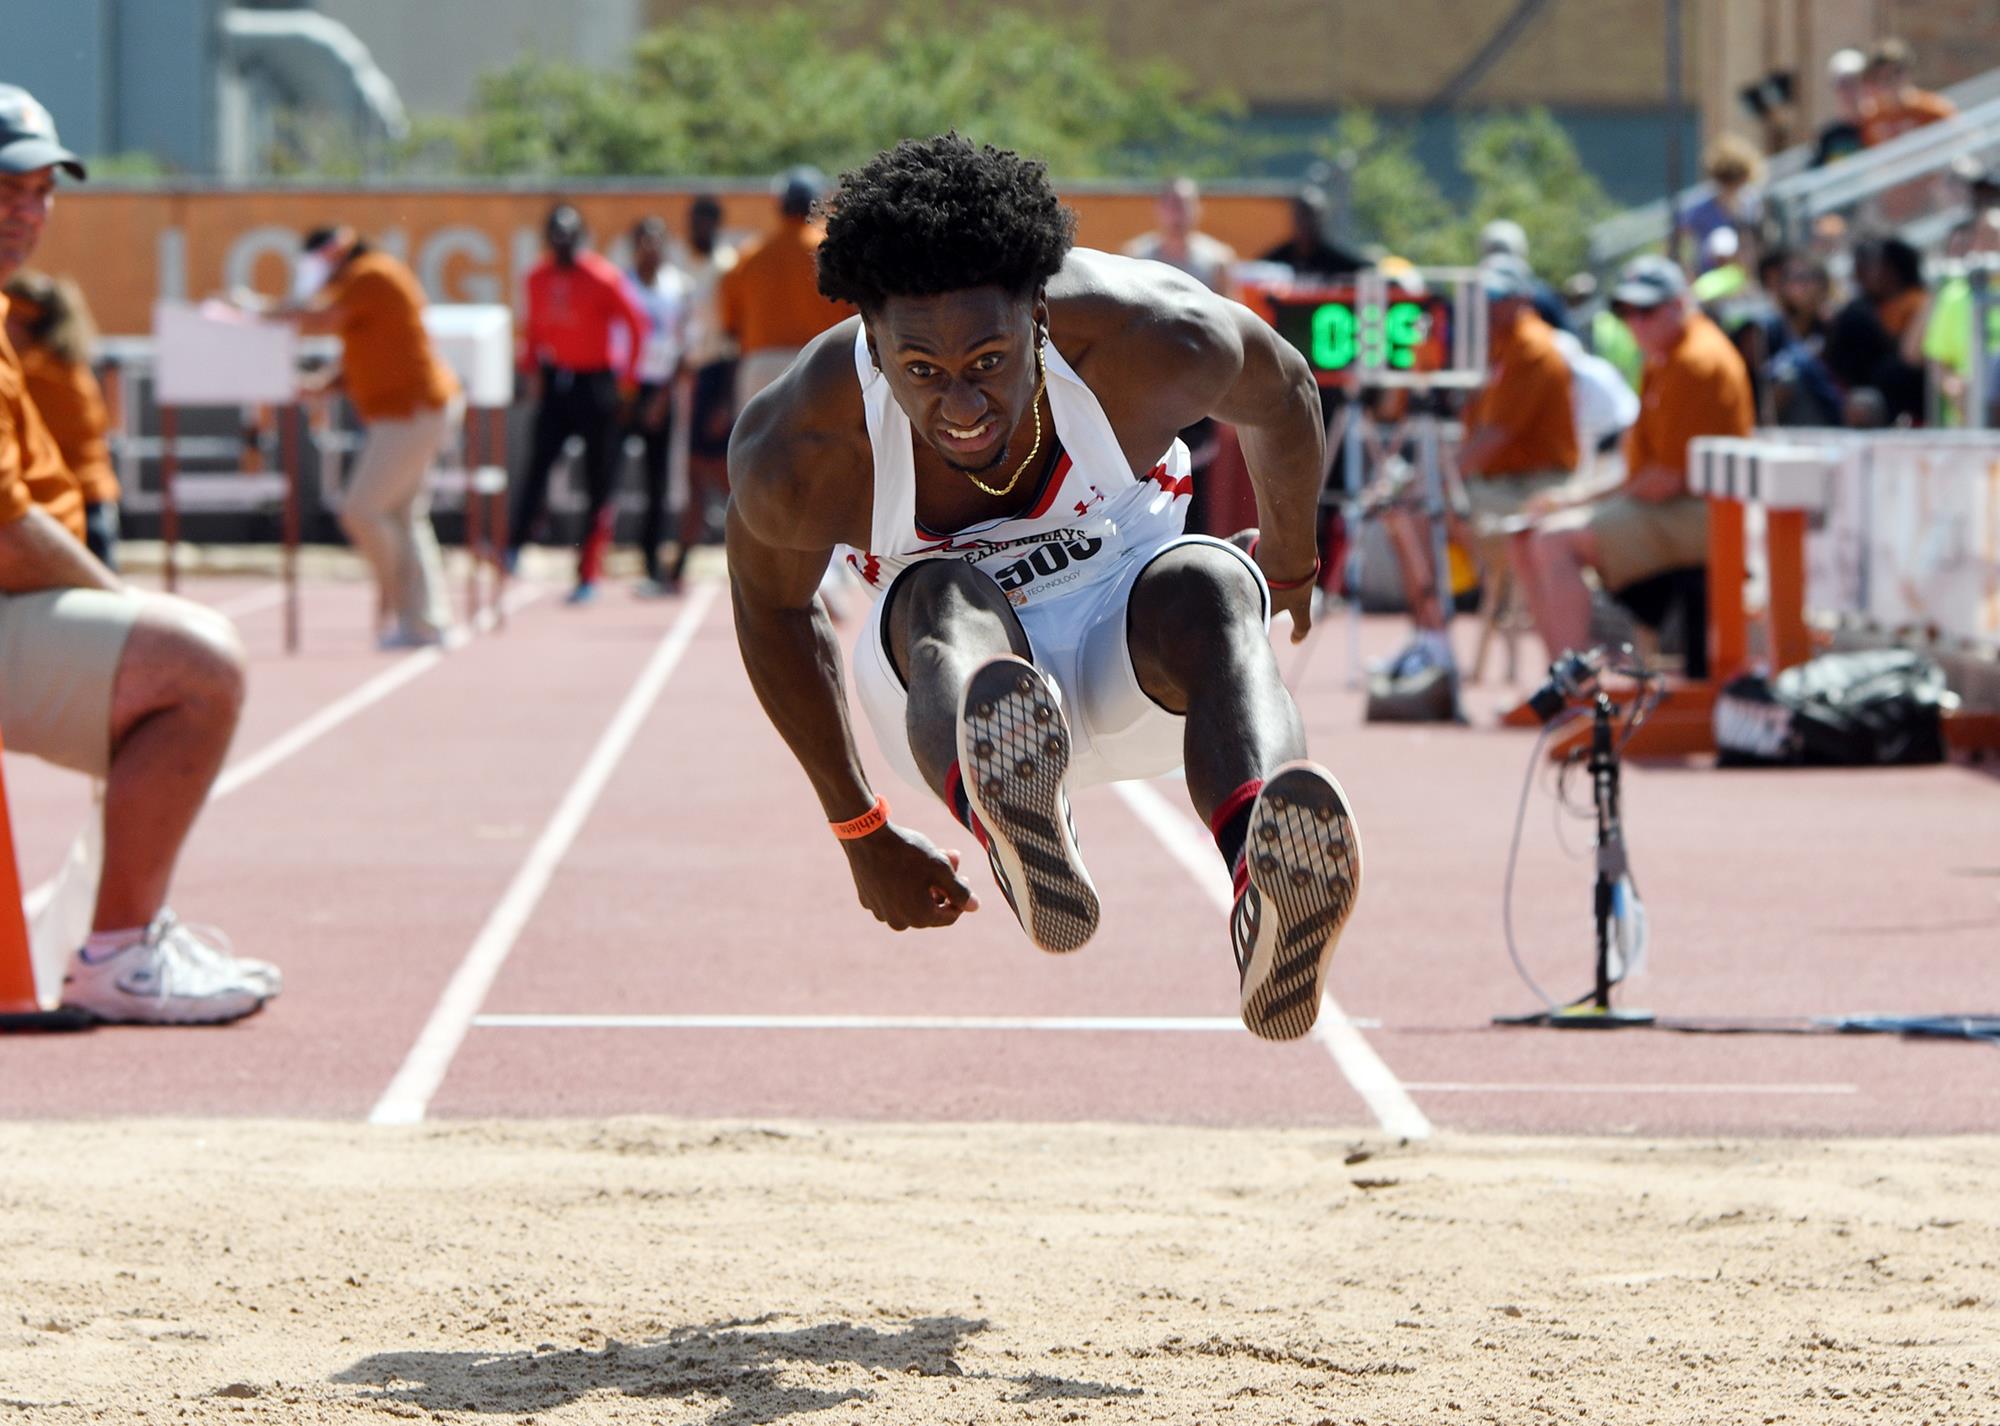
{"left": 962, "top": 342, "right": 1048, "bottom": 499}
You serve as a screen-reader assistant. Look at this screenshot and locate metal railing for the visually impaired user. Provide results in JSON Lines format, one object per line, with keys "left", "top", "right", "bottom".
{"left": 1587, "top": 66, "right": 2000, "bottom": 268}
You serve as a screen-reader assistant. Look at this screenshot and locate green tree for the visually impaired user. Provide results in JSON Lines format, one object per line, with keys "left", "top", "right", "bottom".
{"left": 1315, "top": 106, "right": 1612, "bottom": 277}
{"left": 1318, "top": 110, "right": 1467, "bottom": 266}
{"left": 1457, "top": 107, "right": 1613, "bottom": 280}
{"left": 407, "top": 4, "right": 1245, "bottom": 180}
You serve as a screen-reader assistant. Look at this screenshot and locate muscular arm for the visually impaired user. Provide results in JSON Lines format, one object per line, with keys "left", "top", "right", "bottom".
{"left": 724, "top": 467, "right": 874, "bottom": 823}
{"left": 726, "top": 375, "right": 976, "bottom": 930}
{"left": 1206, "top": 302, "right": 1325, "bottom": 578}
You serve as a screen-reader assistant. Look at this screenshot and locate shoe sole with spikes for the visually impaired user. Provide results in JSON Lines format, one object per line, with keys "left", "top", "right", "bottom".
{"left": 1232, "top": 760, "right": 1362, "bottom": 1041}
{"left": 956, "top": 655, "right": 1099, "bottom": 954}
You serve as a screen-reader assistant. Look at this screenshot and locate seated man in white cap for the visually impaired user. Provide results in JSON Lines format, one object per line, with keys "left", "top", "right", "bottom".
{"left": 1512, "top": 255, "right": 1752, "bottom": 664}
{"left": 0, "top": 84, "right": 276, "bottom": 1024}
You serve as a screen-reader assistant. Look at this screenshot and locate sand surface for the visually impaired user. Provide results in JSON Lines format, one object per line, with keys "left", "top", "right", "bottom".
{"left": 2, "top": 1120, "right": 1996, "bottom": 1424}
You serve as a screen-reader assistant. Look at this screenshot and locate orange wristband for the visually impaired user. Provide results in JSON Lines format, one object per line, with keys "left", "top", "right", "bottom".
{"left": 1264, "top": 557, "right": 1320, "bottom": 592}
{"left": 830, "top": 795, "right": 889, "bottom": 841}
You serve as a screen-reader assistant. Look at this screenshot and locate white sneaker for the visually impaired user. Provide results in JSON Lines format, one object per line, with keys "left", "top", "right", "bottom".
{"left": 378, "top": 623, "right": 450, "bottom": 652}
{"left": 148, "top": 909, "right": 283, "bottom": 997}
{"left": 60, "top": 912, "right": 271, "bottom": 1025}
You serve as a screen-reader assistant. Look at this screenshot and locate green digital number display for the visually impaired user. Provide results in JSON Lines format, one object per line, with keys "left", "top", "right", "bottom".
{"left": 1282, "top": 297, "right": 1434, "bottom": 374}
{"left": 1309, "top": 303, "right": 1355, "bottom": 370}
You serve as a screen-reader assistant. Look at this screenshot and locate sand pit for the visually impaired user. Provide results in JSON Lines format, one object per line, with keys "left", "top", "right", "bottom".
{"left": 2, "top": 1120, "right": 1996, "bottom": 1423}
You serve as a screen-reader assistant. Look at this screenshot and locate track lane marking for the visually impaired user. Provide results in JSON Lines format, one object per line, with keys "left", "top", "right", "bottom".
{"left": 1405, "top": 1081, "right": 1859, "bottom": 1095}
{"left": 370, "top": 582, "right": 720, "bottom": 1126}
{"left": 1110, "top": 777, "right": 1433, "bottom": 1141}
{"left": 473, "top": 1013, "right": 1384, "bottom": 1032}
{"left": 23, "top": 585, "right": 547, "bottom": 919}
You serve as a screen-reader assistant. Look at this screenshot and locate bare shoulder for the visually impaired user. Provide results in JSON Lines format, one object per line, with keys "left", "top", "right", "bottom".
{"left": 1049, "top": 249, "right": 1243, "bottom": 430}
{"left": 726, "top": 318, "right": 874, "bottom": 553}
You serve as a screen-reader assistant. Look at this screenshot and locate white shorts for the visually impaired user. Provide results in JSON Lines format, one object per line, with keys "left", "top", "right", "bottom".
{"left": 852, "top": 534, "right": 1270, "bottom": 792}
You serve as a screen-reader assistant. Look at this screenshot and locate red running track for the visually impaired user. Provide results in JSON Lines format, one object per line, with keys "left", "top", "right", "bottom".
{"left": 2, "top": 574, "right": 1996, "bottom": 1135}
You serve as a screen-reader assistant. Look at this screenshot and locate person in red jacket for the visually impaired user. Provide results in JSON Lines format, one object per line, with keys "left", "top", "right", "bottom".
{"left": 509, "top": 203, "right": 648, "bottom": 603}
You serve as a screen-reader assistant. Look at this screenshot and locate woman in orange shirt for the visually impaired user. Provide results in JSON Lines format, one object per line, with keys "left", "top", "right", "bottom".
{"left": 2, "top": 270, "right": 118, "bottom": 566}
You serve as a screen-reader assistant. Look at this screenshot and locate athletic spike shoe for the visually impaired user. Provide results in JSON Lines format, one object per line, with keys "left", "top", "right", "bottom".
{"left": 956, "top": 654, "right": 1100, "bottom": 954}
{"left": 1231, "top": 761, "right": 1362, "bottom": 1041}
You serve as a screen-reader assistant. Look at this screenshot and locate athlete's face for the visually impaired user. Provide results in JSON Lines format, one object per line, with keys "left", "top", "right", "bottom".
{"left": 868, "top": 286, "right": 1046, "bottom": 476}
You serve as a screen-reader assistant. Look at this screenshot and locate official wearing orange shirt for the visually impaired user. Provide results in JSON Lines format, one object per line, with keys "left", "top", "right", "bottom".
{"left": 1517, "top": 255, "right": 1753, "bottom": 662}
{"left": 2, "top": 270, "right": 117, "bottom": 566}
{"left": 719, "top": 169, "right": 856, "bottom": 410}
{"left": 1380, "top": 258, "right": 1577, "bottom": 671}
{"left": 276, "top": 227, "right": 462, "bottom": 648}
{"left": 1859, "top": 39, "right": 1957, "bottom": 148}
{"left": 0, "top": 82, "right": 273, "bottom": 1025}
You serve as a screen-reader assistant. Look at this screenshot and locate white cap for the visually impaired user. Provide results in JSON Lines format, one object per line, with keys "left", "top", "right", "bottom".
{"left": 1478, "top": 218, "right": 1528, "bottom": 260}
{"left": 1829, "top": 48, "right": 1867, "bottom": 80}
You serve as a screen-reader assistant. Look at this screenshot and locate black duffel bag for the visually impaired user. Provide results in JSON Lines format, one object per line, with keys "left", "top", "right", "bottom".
{"left": 1713, "top": 649, "right": 1956, "bottom": 766}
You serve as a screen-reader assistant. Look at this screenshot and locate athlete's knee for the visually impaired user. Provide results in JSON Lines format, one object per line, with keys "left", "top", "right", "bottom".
{"left": 896, "top": 559, "right": 1013, "bottom": 628}
{"left": 114, "top": 596, "right": 247, "bottom": 731}
{"left": 1139, "top": 545, "right": 1265, "bottom": 632}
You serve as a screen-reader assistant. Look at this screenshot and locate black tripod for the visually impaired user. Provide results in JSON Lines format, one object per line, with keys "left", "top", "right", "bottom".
{"left": 1496, "top": 685, "right": 1654, "bottom": 1029}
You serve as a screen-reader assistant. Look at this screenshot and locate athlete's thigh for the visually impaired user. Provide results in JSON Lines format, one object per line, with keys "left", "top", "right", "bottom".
{"left": 880, "top": 558, "right": 1032, "bottom": 685}
{"left": 1075, "top": 535, "right": 1268, "bottom": 737}
{"left": 1123, "top": 535, "right": 1270, "bottom": 706}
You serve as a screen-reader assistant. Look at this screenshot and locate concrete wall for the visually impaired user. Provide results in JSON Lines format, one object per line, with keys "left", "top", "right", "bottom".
{"left": 1, "top": 0, "right": 217, "bottom": 168}
{"left": 314, "top": 0, "right": 644, "bottom": 118}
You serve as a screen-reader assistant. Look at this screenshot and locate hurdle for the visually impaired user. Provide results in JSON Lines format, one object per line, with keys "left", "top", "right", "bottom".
{"left": 1527, "top": 432, "right": 2000, "bottom": 759}
{"left": 151, "top": 302, "right": 304, "bottom": 651}
{"left": 0, "top": 727, "right": 92, "bottom": 1032}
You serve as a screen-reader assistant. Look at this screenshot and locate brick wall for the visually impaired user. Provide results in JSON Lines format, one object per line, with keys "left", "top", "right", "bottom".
{"left": 1880, "top": 0, "right": 2000, "bottom": 89}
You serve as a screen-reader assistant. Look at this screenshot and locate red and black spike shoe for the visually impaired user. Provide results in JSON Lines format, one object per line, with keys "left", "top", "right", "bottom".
{"left": 1230, "top": 761, "right": 1362, "bottom": 1041}
{"left": 956, "top": 655, "right": 1099, "bottom": 954}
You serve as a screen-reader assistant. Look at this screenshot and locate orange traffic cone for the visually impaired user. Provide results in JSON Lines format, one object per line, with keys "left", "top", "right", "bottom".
{"left": 0, "top": 726, "right": 92, "bottom": 1031}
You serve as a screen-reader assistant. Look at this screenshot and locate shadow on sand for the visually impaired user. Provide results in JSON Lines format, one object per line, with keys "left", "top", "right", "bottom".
{"left": 335, "top": 1313, "right": 1140, "bottom": 1423}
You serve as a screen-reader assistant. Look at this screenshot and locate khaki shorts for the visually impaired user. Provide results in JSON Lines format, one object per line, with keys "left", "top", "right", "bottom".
{"left": 0, "top": 587, "right": 144, "bottom": 777}
{"left": 1461, "top": 470, "right": 1573, "bottom": 568}
{"left": 1462, "top": 471, "right": 1574, "bottom": 527}
{"left": 1584, "top": 493, "right": 1710, "bottom": 593}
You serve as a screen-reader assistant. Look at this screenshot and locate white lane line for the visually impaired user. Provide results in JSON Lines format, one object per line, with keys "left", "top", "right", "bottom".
{"left": 1111, "top": 778, "right": 1433, "bottom": 1141}
{"left": 211, "top": 649, "right": 443, "bottom": 798}
{"left": 474, "top": 1012, "right": 1384, "bottom": 1032}
{"left": 1405, "top": 1081, "right": 1860, "bottom": 1096}
{"left": 23, "top": 584, "right": 547, "bottom": 918}
{"left": 370, "top": 582, "right": 720, "bottom": 1126}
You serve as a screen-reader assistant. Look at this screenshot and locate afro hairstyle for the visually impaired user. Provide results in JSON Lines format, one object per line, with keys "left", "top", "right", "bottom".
{"left": 816, "top": 134, "right": 1076, "bottom": 313}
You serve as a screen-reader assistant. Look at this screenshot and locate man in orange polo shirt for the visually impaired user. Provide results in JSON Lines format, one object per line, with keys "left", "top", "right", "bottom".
{"left": 260, "top": 226, "right": 462, "bottom": 647}
{"left": 1860, "top": 38, "right": 1956, "bottom": 148}
{"left": 720, "top": 169, "right": 856, "bottom": 410}
{"left": 1377, "top": 258, "right": 1577, "bottom": 677}
{"left": 1515, "top": 255, "right": 1753, "bottom": 661}
{"left": 2, "top": 270, "right": 119, "bottom": 567}
{"left": 0, "top": 84, "right": 272, "bottom": 1024}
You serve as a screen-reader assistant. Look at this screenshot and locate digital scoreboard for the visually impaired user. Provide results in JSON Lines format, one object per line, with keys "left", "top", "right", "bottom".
{"left": 1237, "top": 274, "right": 1486, "bottom": 390}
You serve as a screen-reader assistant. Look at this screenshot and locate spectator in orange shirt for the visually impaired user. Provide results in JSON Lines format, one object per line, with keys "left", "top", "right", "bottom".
{"left": 1860, "top": 38, "right": 1957, "bottom": 148}
{"left": 719, "top": 169, "right": 856, "bottom": 412}
{"left": 1376, "top": 258, "right": 1578, "bottom": 678}
{"left": 257, "top": 226, "right": 463, "bottom": 647}
{"left": 2, "top": 269, "right": 118, "bottom": 567}
{"left": 0, "top": 83, "right": 272, "bottom": 1024}
{"left": 510, "top": 203, "right": 650, "bottom": 604}
{"left": 1515, "top": 255, "right": 1753, "bottom": 661}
